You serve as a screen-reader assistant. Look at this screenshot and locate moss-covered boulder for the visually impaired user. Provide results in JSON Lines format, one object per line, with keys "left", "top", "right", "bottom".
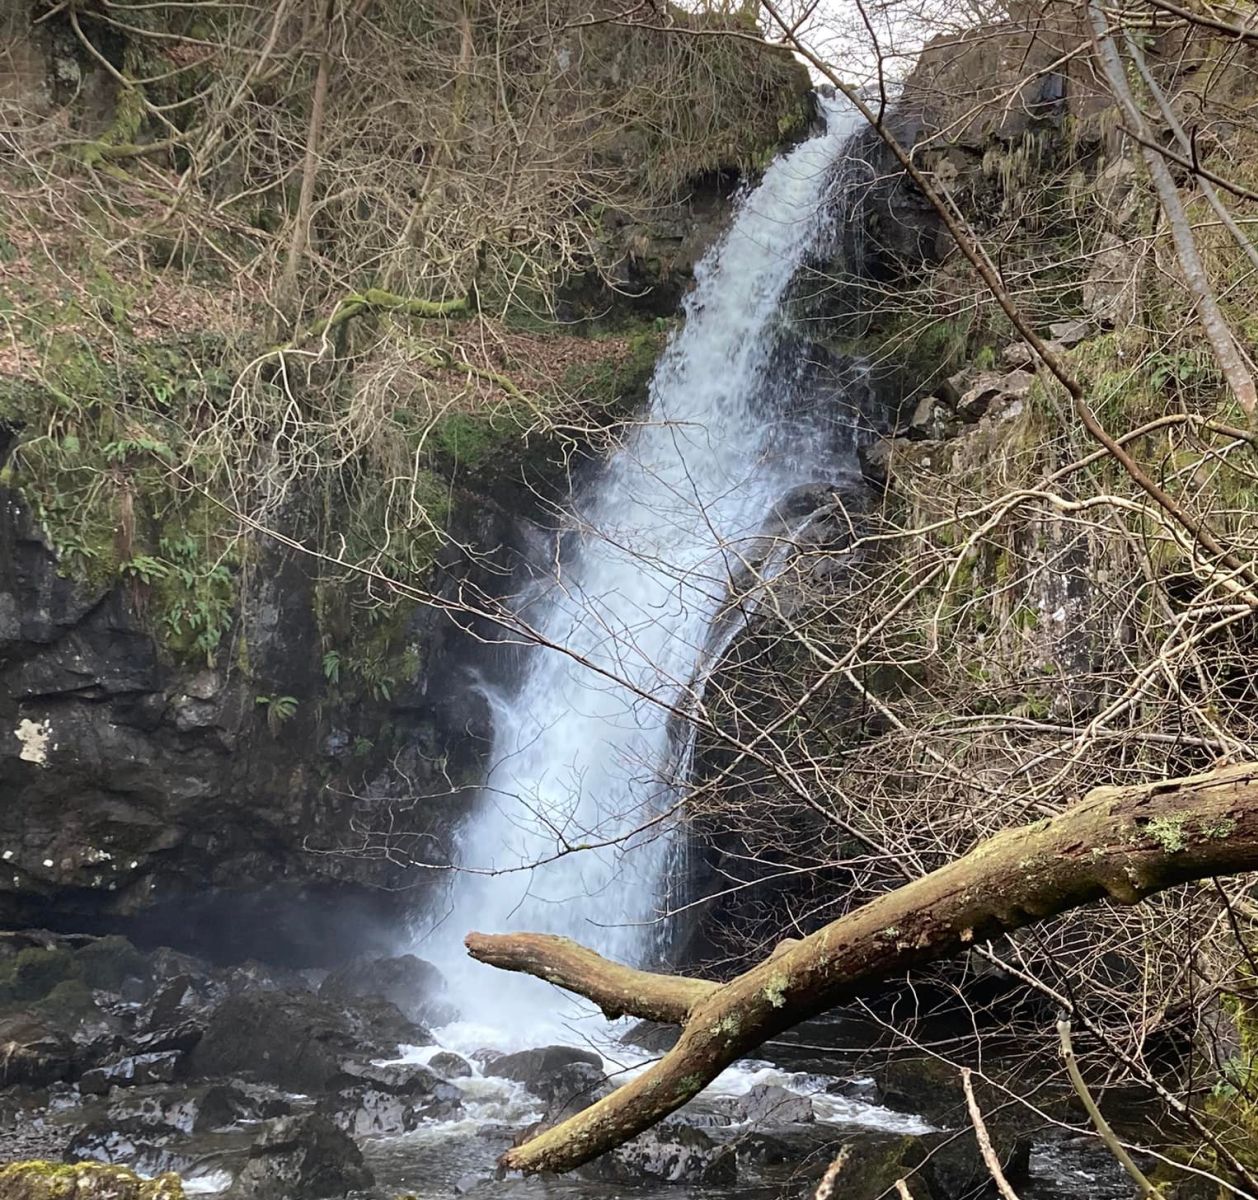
{"left": 0, "top": 1161, "right": 182, "bottom": 1200}
{"left": 0, "top": 947, "right": 80, "bottom": 1006}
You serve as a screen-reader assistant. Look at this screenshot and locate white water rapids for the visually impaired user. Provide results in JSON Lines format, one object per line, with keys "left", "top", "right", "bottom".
{"left": 419, "top": 96, "right": 865, "bottom": 1048}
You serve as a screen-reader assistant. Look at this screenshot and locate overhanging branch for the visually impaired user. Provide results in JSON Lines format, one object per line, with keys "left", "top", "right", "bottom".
{"left": 473, "top": 762, "right": 1258, "bottom": 1175}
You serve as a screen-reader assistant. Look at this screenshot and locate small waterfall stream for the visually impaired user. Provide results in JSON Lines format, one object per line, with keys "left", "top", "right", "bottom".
{"left": 423, "top": 96, "right": 865, "bottom": 1042}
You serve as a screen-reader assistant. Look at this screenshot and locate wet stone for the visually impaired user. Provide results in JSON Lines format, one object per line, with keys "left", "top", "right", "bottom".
{"left": 489, "top": 1045, "right": 603, "bottom": 1095}
{"left": 226, "top": 1113, "right": 374, "bottom": 1200}
{"left": 81, "top": 1051, "right": 183, "bottom": 1095}
{"left": 428, "top": 1050, "right": 473, "bottom": 1079}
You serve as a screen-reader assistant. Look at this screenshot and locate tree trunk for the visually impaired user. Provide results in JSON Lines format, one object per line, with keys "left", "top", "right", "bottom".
{"left": 468, "top": 761, "right": 1258, "bottom": 1175}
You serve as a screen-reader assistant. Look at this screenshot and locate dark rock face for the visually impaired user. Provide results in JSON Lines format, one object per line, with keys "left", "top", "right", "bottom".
{"left": 318, "top": 954, "right": 454, "bottom": 1028}
{"left": 67, "top": 1119, "right": 196, "bottom": 1181}
{"left": 0, "top": 498, "right": 488, "bottom": 966}
{"left": 226, "top": 1114, "right": 373, "bottom": 1200}
{"left": 193, "top": 1082, "right": 294, "bottom": 1132}
{"left": 188, "top": 989, "right": 427, "bottom": 1092}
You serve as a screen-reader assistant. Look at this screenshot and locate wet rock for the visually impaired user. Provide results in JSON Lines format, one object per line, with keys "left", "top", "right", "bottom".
{"left": 721, "top": 1083, "right": 815, "bottom": 1126}
{"left": 621, "top": 1019, "right": 680, "bottom": 1054}
{"left": 224, "top": 959, "right": 314, "bottom": 996}
{"left": 342, "top": 995, "right": 434, "bottom": 1052}
{"left": 536, "top": 1060, "right": 611, "bottom": 1124}
{"left": 194, "top": 1081, "right": 295, "bottom": 1131}
{"left": 107, "top": 1087, "right": 202, "bottom": 1135}
{"left": 873, "top": 1057, "right": 1035, "bottom": 1198}
{"left": 0, "top": 1011, "right": 75, "bottom": 1086}
{"left": 67, "top": 1119, "right": 193, "bottom": 1179}
{"left": 489, "top": 1044, "right": 603, "bottom": 1096}
{"left": 319, "top": 954, "right": 454, "bottom": 1028}
{"left": 917, "top": 1127, "right": 1032, "bottom": 1199}
{"left": 321, "top": 1085, "right": 417, "bottom": 1137}
{"left": 592, "top": 1124, "right": 737, "bottom": 1185}
{"left": 326, "top": 1059, "right": 463, "bottom": 1130}
{"left": 0, "top": 1161, "right": 184, "bottom": 1200}
{"left": 189, "top": 989, "right": 428, "bottom": 1092}
{"left": 81, "top": 1051, "right": 184, "bottom": 1095}
{"left": 226, "top": 1114, "right": 373, "bottom": 1200}
{"left": 428, "top": 1050, "right": 473, "bottom": 1079}
{"left": 129, "top": 1020, "right": 204, "bottom": 1056}
{"left": 141, "top": 972, "right": 220, "bottom": 1035}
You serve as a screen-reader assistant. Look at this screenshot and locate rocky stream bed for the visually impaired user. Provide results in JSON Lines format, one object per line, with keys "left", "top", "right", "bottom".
{"left": 0, "top": 931, "right": 1152, "bottom": 1200}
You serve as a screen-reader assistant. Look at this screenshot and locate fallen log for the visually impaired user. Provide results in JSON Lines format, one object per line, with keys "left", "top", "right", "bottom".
{"left": 467, "top": 761, "right": 1258, "bottom": 1174}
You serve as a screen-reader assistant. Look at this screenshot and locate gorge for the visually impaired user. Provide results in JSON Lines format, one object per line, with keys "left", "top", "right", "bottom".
{"left": 3, "top": 1, "right": 1258, "bottom": 1199}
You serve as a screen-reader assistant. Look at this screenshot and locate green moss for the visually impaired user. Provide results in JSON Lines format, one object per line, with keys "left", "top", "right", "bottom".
{"left": 35, "top": 979, "right": 100, "bottom": 1024}
{"left": 0, "top": 946, "right": 80, "bottom": 1006}
{"left": 560, "top": 328, "right": 665, "bottom": 419}
{"left": 75, "top": 935, "right": 148, "bottom": 990}
{"left": 0, "top": 1162, "right": 183, "bottom": 1200}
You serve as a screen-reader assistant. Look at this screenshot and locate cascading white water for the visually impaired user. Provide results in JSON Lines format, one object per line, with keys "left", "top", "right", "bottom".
{"left": 422, "top": 96, "right": 864, "bottom": 1043}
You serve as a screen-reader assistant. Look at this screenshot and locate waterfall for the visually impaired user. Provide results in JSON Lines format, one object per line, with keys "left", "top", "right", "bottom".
{"left": 422, "top": 96, "right": 864, "bottom": 1044}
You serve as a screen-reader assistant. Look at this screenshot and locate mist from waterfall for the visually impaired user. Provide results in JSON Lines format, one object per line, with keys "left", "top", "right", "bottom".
{"left": 420, "top": 96, "right": 865, "bottom": 1045}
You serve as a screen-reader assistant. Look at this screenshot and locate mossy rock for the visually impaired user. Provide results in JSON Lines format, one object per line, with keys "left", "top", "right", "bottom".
{"left": 0, "top": 1162, "right": 183, "bottom": 1200}
{"left": 0, "top": 946, "right": 81, "bottom": 1007}
{"left": 34, "top": 978, "right": 102, "bottom": 1025}
{"left": 75, "top": 935, "right": 149, "bottom": 991}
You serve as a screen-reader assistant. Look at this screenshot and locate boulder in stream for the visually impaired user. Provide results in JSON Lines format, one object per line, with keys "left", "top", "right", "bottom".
{"left": 591, "top": 1123, "right": 737, "bottom": 1185}
{"left": 226, "top": 1113, "right": 373, "bottom": 1200}
{"left": 322, "top": 1059, "right": 463, "bottom": 1134}
{"left": 720, "top": 1082, "right": 815, "bottom": 1126}
{"left": 489, "top": 1044, "right": 603, "bottom": 1093}
{"left": 189, "top": 988, "right": 429, "bottom": 1092}
{"left": 428, "top": 1050, "right": 473, "bottom": 1079}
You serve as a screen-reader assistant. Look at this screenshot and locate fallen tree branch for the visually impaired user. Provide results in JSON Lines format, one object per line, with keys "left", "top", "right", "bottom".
{"left": 474, "top": 762, "right": 1258, "bottom": 1174}
{"left": 298, "top": 287, "right": 470, "bottom": 344}
{"left": 465, "top": 932, "right": 717, "bottom": 1023}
